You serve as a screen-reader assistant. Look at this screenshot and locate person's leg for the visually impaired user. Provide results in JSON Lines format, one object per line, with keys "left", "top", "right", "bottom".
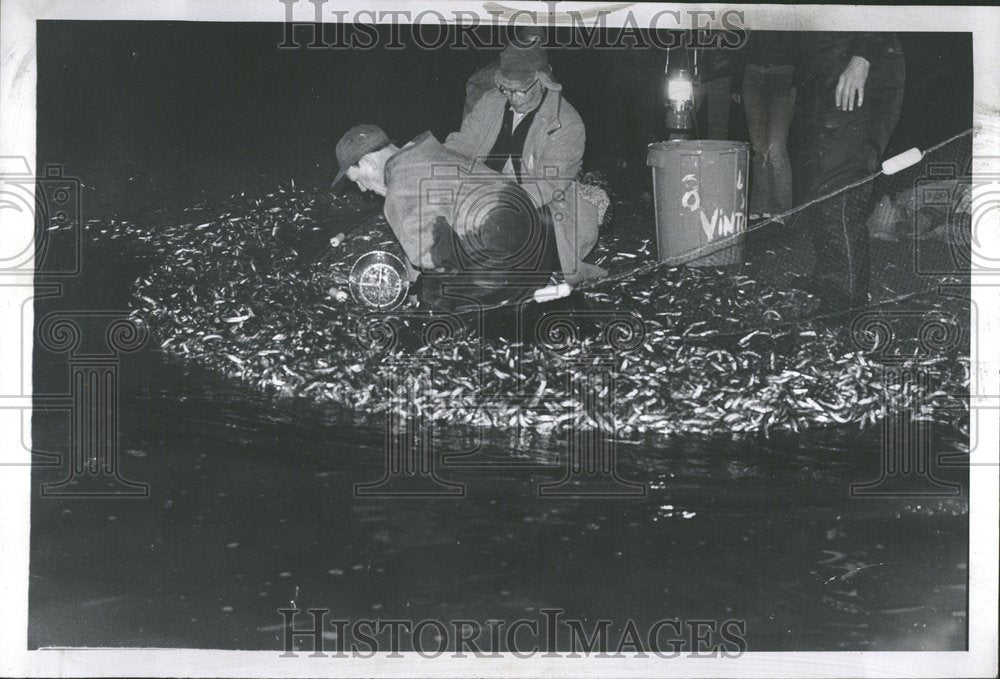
{"left": 790, "top": 85, "right": 872, "bottom": 306}
{"left": 763, "top": 66, "right": 797, "bottom": 214}
{"left": 741, "top": 65, "right": 771, "bottom": 216}
{"left": 838, "top": 52, "right": 904, "bottom": 303}
{"left": 867, "top": 51, "right": 906, "bottom": 166}
{"left": 791, "top": 55, "right": 904, "bottom": 308}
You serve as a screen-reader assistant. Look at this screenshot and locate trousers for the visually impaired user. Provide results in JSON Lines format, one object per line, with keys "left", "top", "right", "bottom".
{"left": 742, "top": 64, "right": 796, "bottom": 215}
{"left": 790, "top": 49, "right": 905, "bottom": 305}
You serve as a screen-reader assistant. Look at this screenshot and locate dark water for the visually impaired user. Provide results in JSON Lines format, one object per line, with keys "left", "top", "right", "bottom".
{"left": 28, "top": 244, "right": 969, "bottom": 652}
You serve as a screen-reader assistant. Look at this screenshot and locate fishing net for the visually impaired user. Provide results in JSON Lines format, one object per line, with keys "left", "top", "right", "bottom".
{"left": 584, "top": 130, "right": 972, "bottom": 320}
{"left": 567, "top": 130, "right": 972, "bottom": 436}
{"left": 47, "top": 131, "right": 971, "bottom": 438}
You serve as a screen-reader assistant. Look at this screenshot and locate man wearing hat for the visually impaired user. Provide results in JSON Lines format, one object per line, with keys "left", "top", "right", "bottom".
{"left": 331, "top": 123, "right": 560, "bottom": 307}
{"left": 461, "top": 27, "right": 549, "bottom": 117}
{"left": 445, "top": 38, "right": 606, "bottom": 285}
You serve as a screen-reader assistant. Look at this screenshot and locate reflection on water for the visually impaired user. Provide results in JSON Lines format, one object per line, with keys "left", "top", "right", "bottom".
{"left": 29, "top": 345, "right": 968, "bottom": 651}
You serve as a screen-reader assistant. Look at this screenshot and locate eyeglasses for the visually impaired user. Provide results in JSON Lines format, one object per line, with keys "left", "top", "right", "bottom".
{"left": 497, "top": 80, "right": 539, "bottom": 98}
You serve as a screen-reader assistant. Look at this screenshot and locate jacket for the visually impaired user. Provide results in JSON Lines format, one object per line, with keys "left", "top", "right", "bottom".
{"left": 445, "top": 88, "right": 606, "bottom": 284}
{"left": 383, "top": 132, "right": 488, "bottom": 281}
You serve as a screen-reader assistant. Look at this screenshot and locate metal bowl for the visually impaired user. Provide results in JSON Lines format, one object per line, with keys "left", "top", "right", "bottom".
{"left": 348, "top": 251, "right": 410, "bottom": 310}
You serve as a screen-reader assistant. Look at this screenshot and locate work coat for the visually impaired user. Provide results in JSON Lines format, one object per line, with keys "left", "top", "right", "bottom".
{"left": 384, "top": 132, "right": 554, "bottom": 286}
{"left": 445, "top": 89, "right": 606, "bottom": 284}
{"left": 383, "top": 132, "right": 477, "bottom": 281}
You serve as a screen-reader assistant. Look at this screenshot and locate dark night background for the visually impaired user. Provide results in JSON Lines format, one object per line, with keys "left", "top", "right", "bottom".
{"left": 37, "top": 22, "right": 972, "bottom": 222}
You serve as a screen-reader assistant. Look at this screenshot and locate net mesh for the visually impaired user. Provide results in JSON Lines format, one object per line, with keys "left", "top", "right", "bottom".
{"left": 50, "top": 130, "right": 972, "bottom": 438}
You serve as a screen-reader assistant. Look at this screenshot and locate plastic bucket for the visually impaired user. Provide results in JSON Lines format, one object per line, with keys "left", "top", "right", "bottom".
{"left": 646, "top": 140, "right": 749, "bottom": 266}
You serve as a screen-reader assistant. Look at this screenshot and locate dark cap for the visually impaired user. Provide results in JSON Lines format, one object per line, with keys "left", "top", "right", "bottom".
{"left": 331, "top": 124, "right": 391, "bottom": 188}
{"left": 494, "top": 37, "right": 561, "bottom": 93}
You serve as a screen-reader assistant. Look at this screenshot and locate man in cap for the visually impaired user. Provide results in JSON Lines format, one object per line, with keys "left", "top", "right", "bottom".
{"left": 332, "top": 124, "right": 560, "bottom": 307}
{"left": 445, "top": 37, "right": 606, "bottom": 285}
{"left": 461, "top": 27, "right": 549, "bottom": 117}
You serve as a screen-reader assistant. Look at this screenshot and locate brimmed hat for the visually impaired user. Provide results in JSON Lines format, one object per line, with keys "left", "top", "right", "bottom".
{"left": 494, "top": 37, "right": 562, "bottom": 93}
{"left": 331, "top": 124, "right": 391, "bottom": 188}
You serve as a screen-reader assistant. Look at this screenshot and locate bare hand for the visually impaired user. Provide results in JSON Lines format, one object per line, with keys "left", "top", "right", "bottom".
{"left": 835, "top": 56, "right": 870, "bottom": 111}
{"left": 731, "top": 92, "right": 742, "bottom": 104}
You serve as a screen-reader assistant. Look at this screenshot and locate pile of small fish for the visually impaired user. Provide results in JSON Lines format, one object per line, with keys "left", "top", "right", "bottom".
{"left": 78, "top": 183, "right": 968, "bottom": 438}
